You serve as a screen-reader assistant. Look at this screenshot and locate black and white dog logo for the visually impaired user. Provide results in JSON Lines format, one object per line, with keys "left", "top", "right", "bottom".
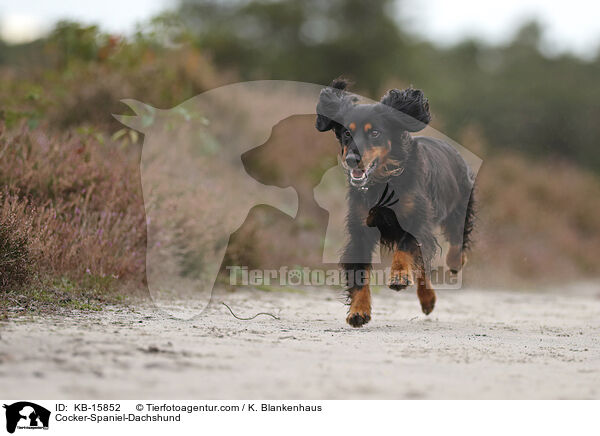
{"left": 3, "top": 402, "right": 50, "bottom": 434}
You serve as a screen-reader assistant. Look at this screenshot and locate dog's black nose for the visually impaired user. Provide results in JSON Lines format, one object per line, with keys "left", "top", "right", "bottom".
{"left": 345, "top": 152, "right": 360, "bottom": 168}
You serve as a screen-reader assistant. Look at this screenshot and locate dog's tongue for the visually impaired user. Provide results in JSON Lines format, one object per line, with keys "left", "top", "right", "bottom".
{"left": 351, "top": 168, "right": 364, "bottom": 178}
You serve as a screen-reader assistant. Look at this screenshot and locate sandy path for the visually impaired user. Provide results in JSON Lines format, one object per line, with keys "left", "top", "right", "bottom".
{"left": 1, "top": 286, "right": 599, "bottom": 399}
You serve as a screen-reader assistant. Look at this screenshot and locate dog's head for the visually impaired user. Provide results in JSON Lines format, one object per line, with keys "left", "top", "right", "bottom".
{"left": 315, "top": 79, "right": 431, "bottom": 189}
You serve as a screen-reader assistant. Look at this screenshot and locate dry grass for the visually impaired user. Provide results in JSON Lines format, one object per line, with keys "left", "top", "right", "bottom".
{"left": 461, "top": 127, "right": 600, "bottom": 287}
{"left": 0, "top": 199, "right": 31, "bottom": 290}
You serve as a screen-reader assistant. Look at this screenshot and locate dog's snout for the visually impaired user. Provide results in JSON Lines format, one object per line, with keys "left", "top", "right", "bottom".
{"left": 345, "top": 152, "right": 361, "bottom": 168}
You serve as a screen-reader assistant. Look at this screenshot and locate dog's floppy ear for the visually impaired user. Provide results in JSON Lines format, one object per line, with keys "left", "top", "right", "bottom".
{"left": 380, "top": 88, "right": 431, "bottom": 132}
{"left": 315, "top": 79, "right": 352, "bottom": 132}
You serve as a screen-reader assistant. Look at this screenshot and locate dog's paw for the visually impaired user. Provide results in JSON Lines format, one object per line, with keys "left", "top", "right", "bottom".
{"left": 419, "top": 291, "right": 436, "bottom": 315}
{"left": 447, "top": 246, "right": 467, "bottom": 274}
{"left": 420, "top": 298, "right": 435, "bottom": 315}
{"left": 388, "top": 271, "right": 414, "bottom": 291}
{"left": 346, "top": 311, "right": 371, "bottom": 328}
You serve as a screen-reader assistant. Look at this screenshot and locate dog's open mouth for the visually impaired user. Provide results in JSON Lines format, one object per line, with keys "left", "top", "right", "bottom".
{"left": 349, "top": 160, "right": 378, "bottom": 187}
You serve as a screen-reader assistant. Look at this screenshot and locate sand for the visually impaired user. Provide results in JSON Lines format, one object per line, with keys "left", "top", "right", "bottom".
{"left": 1, "top": 285, "right": 599, "bottom": 399}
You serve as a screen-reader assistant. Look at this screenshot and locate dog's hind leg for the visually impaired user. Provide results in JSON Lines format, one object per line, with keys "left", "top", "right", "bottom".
{"left": 441, "top": 216, "right": 466, "bottom": 273}
{"left": 442, "top": 191, "right": 475, "bottom": 274}
{"left": 446, "top": 244, "right": 466, "bottom": 274}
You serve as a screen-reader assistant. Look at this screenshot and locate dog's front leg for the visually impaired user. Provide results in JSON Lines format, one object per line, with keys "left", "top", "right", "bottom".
{"left": 341, "top": 221, "right": 378, "bottom": 327}
{"left": 346, "top": 270, "right": 372, "bottom": 327}
{"left": 388, "top": 232, "right": 419, "bottom": 290}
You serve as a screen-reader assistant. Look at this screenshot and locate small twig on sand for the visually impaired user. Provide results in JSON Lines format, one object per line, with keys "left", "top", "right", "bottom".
{"left": 221, "top": 302, "right": 280, "bottom": 321}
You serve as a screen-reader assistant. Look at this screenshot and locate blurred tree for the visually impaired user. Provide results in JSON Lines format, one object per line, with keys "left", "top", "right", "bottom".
{"left": 177, "top": 0, "right": 410, "bottom": 94}
{"left": 173, "top": 2, "right": 600, "bottom": 172}
{"left": 46, "top": 21, "right": 108, "bottom": 67}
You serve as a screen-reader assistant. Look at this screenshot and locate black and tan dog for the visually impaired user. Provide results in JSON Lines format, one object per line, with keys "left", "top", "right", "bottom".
{"left": 315, "top": 79, "right": 475, "bottom": 327}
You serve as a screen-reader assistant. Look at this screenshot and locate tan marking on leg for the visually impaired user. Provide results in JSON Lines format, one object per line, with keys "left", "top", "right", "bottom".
{"left": 388, "top": 250, "right": 414, "bottom": 290}
{"left": 417, "top": 272, "right": 436, "bottom": 315}
{"left": 346, "top": 274, "right": 372, "bottom": 328}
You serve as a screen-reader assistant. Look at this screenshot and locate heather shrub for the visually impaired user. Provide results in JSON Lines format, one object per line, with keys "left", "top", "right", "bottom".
{"left": 0, "top": 197, "right": 32, "bottom": 290}
{"left": 0, "top": 122, "right": 146, "bottom": 288}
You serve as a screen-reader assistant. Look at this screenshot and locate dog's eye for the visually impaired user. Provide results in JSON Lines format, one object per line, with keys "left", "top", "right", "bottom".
{"left": 343, "top": 130, "right": 352, "bottom": 138}
{"left": 370, "top": 130, "right": 381, "bottom": 138}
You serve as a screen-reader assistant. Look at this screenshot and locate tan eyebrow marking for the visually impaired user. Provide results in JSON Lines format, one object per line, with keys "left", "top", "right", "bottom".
{"left": 364, "top": 122, "right": 372, "bottom": 132}
{"left": 349, "top": 122, "right": 356, "bottom": 131}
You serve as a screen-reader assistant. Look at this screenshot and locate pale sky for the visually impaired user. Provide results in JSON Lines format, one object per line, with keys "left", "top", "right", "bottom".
{"left": 1, "top": 0, "right": 599, "bottom": 58}
{"left": 0, "top": 0, "right": 169, "bottom": 42}
{"left": 401, "top": 0, "right": 600, "bottom": 58}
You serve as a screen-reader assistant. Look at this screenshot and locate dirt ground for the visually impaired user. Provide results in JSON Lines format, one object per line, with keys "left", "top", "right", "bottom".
{"left": 1, "top": 285, "right": 599, "bottom": 399}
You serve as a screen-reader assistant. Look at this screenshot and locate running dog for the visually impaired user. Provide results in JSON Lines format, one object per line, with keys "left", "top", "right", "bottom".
{"left": 315, "top": 79, "right": 475, "bottom": 327}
